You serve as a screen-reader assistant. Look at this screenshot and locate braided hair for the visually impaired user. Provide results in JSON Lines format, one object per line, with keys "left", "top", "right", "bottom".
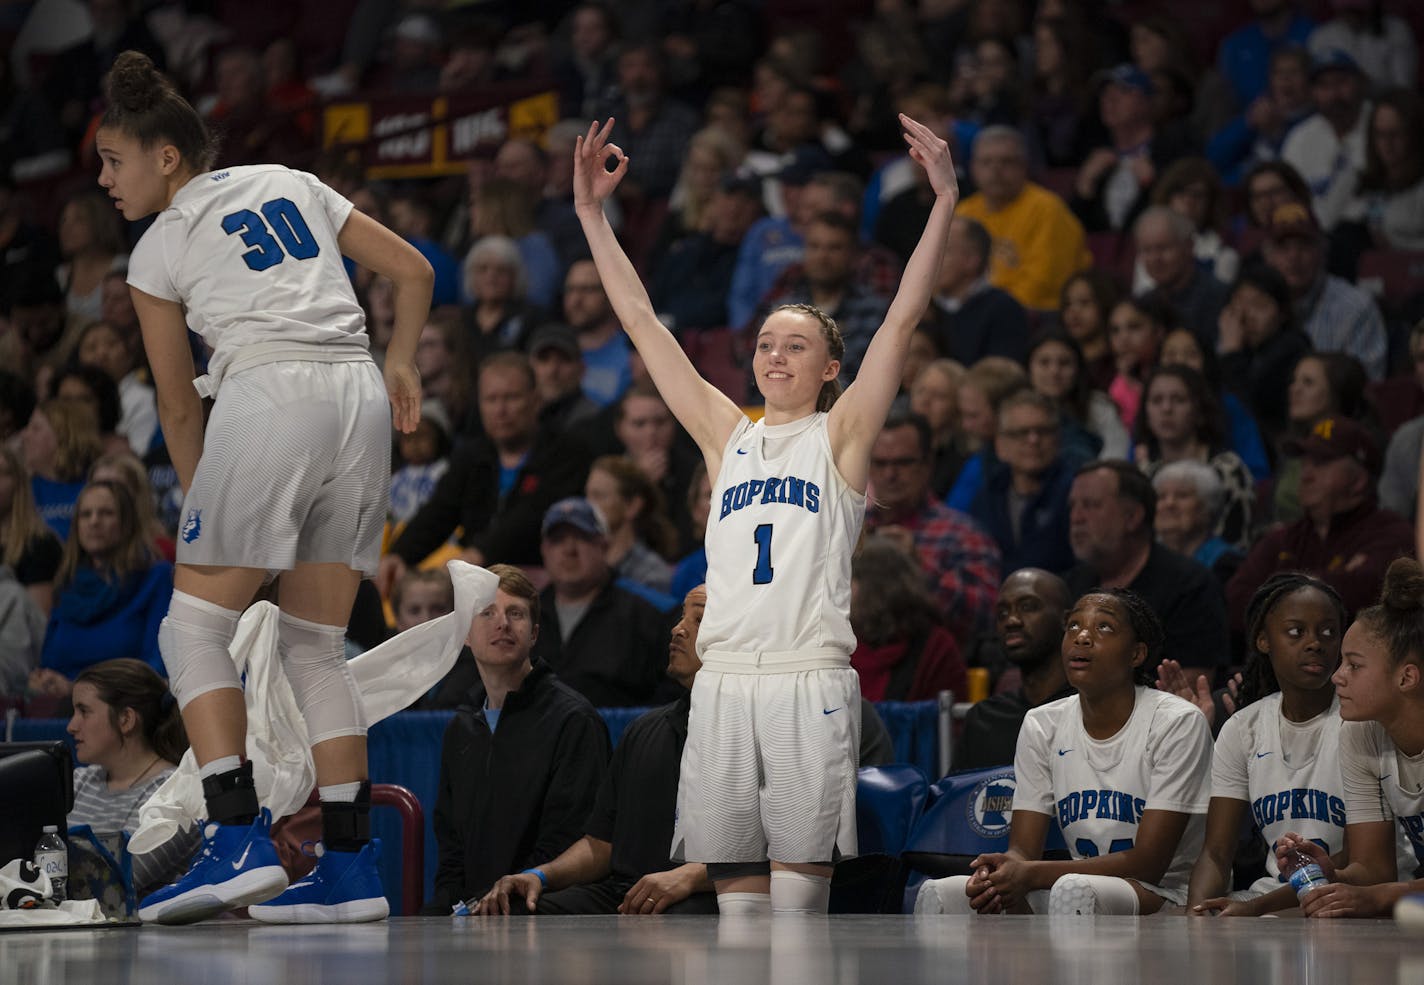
{"left": 1237, "top": 572, "right": 1348, "bottom": 708}
{"left": 1097, "top": 588, "right": 1165, "bottom": 686}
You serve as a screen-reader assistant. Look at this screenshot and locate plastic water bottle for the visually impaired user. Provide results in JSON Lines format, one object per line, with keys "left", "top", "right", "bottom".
{"left": 34, "top": 825, "right": 66, "bottom": 902}
{"left": 1282, "top": 847, "right": 1328, "bottom": 902}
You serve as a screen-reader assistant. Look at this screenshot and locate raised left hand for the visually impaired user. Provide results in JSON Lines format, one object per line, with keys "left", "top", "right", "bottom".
{"left": 900, "top": 114, "right": 958, "bottom": 206}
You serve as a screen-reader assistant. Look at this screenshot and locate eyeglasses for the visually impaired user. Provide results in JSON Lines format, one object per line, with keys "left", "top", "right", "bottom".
{"left": 999, "top": 425, "right": 1057, "bottom": 441}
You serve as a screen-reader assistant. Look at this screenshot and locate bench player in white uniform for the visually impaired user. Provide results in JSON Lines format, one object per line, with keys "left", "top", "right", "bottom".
{"left": 572, "top": 116, "right": 959, "bottom": 914}
{"left": 1276, "top": 558, "right": 1424, "bottom": 927}
{"left": 1189, "top": 573, "right": 1416, "bottom": 916}
{"left": 917, "top": 589, "right": 1213, "bottom": 915}
{"left": 95, "top": 51, "right": 433, "bottom": 924}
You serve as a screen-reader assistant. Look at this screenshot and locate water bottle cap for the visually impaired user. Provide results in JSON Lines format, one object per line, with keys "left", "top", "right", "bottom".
{"left": 41, "top": 825, "right": 57, "bottom": 833}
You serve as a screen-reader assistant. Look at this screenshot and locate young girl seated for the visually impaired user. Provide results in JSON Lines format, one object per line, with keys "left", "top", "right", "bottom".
{"left": 916, "top": 588, "right": 1213, "bottom": 915}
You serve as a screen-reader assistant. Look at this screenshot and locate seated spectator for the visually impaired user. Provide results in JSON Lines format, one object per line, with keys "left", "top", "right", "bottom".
{"left": 872, "top": 91, "right": 957, "bottom": 264}
{"left": 1133, "top": 365, "right": 1256, "bottom": 550}
{"left": 757, "top": 212, "right": 889, "bottom": 381}
{"left": 654, "top": 128, "right": 747, "bottom": 259}
{"left": 725, "top": 163, "right": 828, "bottom": 331}
{"left": 65, "top": 659, "right": 199, "bottom": 897}
{"left": 1129, "top": 14, "right": 1236, "bottom": 146}
{"left": 469, "top": 179, "right": 562, "bottom": 308}
{"left": 1378, "top": 412, "right": 1423, "bottom": 521}
{"left": 54, "top": 191, "right": 128, "bottom": 325}
{"left": 415, "top": 310, "right": 474, "bottom": 437}
{"left": 1066, "top": 460, "right": 1229, "bottom": 684}
{"left": 946, "top": 357, "right": 1028, "bottom": 511}
{"left": 553, "top": 4, "right": 618, "bottom": 120}
{"left": 1226, "top": 416, "right": 1411, "bottom": 631}
{"left": 389, "top": 401, "right": 452, "bottom": 529}
{"left": 1026, "top": 330, "right": 1130, "bottom": 462}
{"left": 376, "top": 353, "right": 591, "bottom": 594}
{"left": 670, "top": 464, "right": 711, "bottom": 599}
{"left": 1370, "top": 319, "right": 1424, "bottom": 433}
{"left": 909, "top": 359, "right": 971, "bottom": 500}
{"left": 21, "top": 398, "right": 101, "bottom": 541}
{"left": 0, "top": 271, "right": 78, "bottom": 381}
{"left": 1340, "top": 90, "right": 1424, "bottom": 251}
{"left": 34, "top": 481, "right": 173, "bottom": 692}
{"left": 460, "top": 236, "right": 546, "bottom": 367}
{"left": 595, "top": 42, "right": 700, "bottom": 202}
{"left": 850, "top": 540, "right": 967, "bottom": 702}
{"left": 953, "top": 568, "right": 1075, "bottom": 771}
{"left": 649, "top": 171, "right": 763, "bottom": 334}
{"left": 1208, "top": 46, "right": 1314, "bottom": 188}
{"left": 1071, "top": 65, "right": 1197, "bottom": 234}
{"left": 53, "top": 364, "right": 130, "bottom": 459}
{"left": 864, "top": 413, "right": 1001, "bottom": 644}
{"left": 493, "top": 136, "right": 589, "bottom": 274}
{"left": 610, "top": 383, "right": 701, "bottom": 541}
{"left": 1152, "top": 460, "right": 1244, "bottom": 588}
{"left": 0, "top": 444, "right": 61, "bottom": 615}
{"left": 1274, "top": 351, "right": 1372, "bottom": 523}
{"left": 585, "top": 456, "right": 676, "bottom": 595}
{"left": 531, "top": 498, "right": 672, "bottom": 707}
{"left": 1280, "top": 50, "right": 1370, "bottom": 232}
{"left": 1239, "top": 160, "right": 1314, "bottom": 254}
{"left": 1216, "top": 264, "right": 1313, "bottom": 445}
{"left": 205, "top": 45, "right": 308, "bottom": 167}
{"left": 1058, "top": 270, "right": 1122, "bottom": 391}
{"left": 89, "top": 451, "right": 175, "bottom": 562}
{"left": 1157, "top": 326, "right": 1275, "bottom": 483}
{"left": 425, "top": 564, "right": 610, "bottom": 915}
{"left": 973, "top": 390, "right": 1079, "bottom": 574}
{"left": 527, "top": 324, "right": 601, "bottom": 435}
{"left": 1142, "top": 158, "right": 1240, "bottom": 287}
{"left": 473, "top": 584, "right": 719, "bottom": 915}
{"left": 1105, "top": 293, "right": 1171, "bottom": 430}
{"left": 564, "top": 260, "right": 634, "bottom": 408}
{"left": 1261, "top": 202, "right": 1386, "bottom": 380}
{"left": 391, "top": 567, "right": 455, "bottom": 635}
{"left": 1131, "top": 206, "right": 1230, "bottom": 348}
{"left": 1309, "top": 0, "right": 1417, "bottom": 92}
{"left": 922, "top": 216, "right": 1030, "bottom": 367}
{"left": 75, "top": 319, "right": 158, "bottom": 458}
{"left": 1028, "top": 16, "right": 1097, "bottom": 169}
{"left": 386, "top": 188, "right": 461, "bottom": 307}
{"left": 1216, "top": 0, "right": 1316, "bottom": 111}
{"left": 955, "top": 126, "right": 1091, "bottom": 311}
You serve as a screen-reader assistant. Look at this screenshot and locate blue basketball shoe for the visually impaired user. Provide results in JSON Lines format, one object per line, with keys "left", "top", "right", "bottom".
{"left": 249, "top": 839, "right": 389, "bottom": 924}
{"left": 138, "top": 809, "right": 288, "bottom": 925}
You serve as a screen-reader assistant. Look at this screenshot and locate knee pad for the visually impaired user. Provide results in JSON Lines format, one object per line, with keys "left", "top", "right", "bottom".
{"left": 914, "top": 876, "right": 973, "bottom": 915}
{"left": 1048, "top": 873, "right": 1141, "bottom": 916}
{"left": 278, "top": 610, "right": 366, "bottom": 744}
{"left": 159, "top": 591, "right": 242, "bottom": 708}
{"left": 769, "top": 870, "right": 831, "bottom": 914}
{"left": 716, "top": 892, "right": 772, "bottom": 916}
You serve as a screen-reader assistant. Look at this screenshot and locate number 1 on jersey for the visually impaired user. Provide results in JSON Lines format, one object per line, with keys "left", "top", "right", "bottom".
{"left": 752, "top": 523, "right": 774, "bottom": 584}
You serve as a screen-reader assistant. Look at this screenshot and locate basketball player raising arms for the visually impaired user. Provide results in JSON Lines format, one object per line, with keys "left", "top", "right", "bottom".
{"left": 572, "top": 115, "right": 958, "bottom": 914}
{"left": 97, "top": 51, "right": 432, "bottom": 925}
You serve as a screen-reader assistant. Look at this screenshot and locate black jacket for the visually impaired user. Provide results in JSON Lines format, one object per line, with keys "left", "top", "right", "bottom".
{"left": 425, "top": 659, "right": 610, "bottom": 913}
{"left": 532, "top": 578, "right": 673, "bottom": 708}
{"left": 390, "top": 428, "right": 590, "bottom": 566}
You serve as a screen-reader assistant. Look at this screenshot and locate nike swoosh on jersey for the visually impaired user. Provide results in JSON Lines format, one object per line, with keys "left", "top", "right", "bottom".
{"left": 1057, "top": 749, "right": 1073, "bottom": 756}
{"left": 823, "top": 707, "right": 841, "bottom": 715}
{"left": 736, "top": 448, "right": 749, "bottom": 455}
{"left": 1255, "top": 752, "right": 1273, "bottom": 758}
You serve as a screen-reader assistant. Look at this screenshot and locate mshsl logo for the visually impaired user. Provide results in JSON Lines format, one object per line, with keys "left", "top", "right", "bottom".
{"left": 967, "top": 771, "right": 1016, "bottom": 839}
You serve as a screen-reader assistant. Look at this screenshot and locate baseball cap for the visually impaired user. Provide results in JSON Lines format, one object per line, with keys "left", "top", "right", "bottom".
{"left": 542, "top": 497, "right": 608, "bottom": 538}
{"left": 1096, "top": 63, "right": 1154, "bottom": 97}
{"left": 527, "top": 323, "right": 580, "bottom": 360}
{"left": 778, "top": 145, "right": 835, "bottom": 187}
{"left": 1266, "top": 202, "right": 1323, "bottom": 244}
{"left": 1310, "top": 48, "right": 1363, "bottom": 80}
{"left": 1283, "top": 416, "right": 1381, "bottom": 474}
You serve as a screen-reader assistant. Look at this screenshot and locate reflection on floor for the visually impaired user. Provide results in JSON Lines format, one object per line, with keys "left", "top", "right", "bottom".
{"left": 2, "top": 914, "right": 1420, "bottom": 985}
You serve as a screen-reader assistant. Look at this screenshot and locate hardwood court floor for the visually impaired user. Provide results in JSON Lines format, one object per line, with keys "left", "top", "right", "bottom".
{"left": 2, "top": 914, "right": 1418, "bottom": 985}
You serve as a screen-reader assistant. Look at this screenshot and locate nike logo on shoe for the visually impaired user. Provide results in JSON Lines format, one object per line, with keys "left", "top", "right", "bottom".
{"left": 232, "top": 844, "right": 252, "bottom": 870}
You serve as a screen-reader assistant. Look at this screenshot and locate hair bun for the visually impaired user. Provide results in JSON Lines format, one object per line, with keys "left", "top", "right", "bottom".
{"left": 1381, "top": 557, "right": 1424, "bottom": 615}
{"left": 104, "top": 50, "right": 170, "bottom": 115}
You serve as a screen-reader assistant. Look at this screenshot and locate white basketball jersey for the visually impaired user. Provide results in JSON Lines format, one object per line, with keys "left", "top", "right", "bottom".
{"left": 1214, "top": 694, "right": 1416, "bottom": 891}
{"left": 1341, "top": 720, "right": 1424, "bottom": 878}
{"left": 1014, "top": 687, "right": 1212, "bottom": 901}
{"left": 127, "top": 165, "right": 368, "bottom": 385}
{"left": 697, "top": 413, "right": 865, "bottom": 661}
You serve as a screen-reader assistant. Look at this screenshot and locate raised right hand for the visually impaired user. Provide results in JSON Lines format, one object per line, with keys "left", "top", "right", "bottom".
{"left": 573, "top": 119, "right": 629, "bottom": 215}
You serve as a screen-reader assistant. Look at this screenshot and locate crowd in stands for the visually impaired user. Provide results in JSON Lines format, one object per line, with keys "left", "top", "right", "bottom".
{"left": 1, "top": 0, "right": 1422, "bottom": 916}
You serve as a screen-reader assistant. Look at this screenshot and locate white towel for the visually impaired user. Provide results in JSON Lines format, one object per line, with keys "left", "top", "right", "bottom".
{"left": 130, "top": 562, "right": 497, "bottom": 854}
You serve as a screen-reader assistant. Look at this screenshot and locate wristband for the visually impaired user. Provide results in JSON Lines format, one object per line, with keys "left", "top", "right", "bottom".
{"left": 520, "top": 867, "right": 548, "bottom": 888}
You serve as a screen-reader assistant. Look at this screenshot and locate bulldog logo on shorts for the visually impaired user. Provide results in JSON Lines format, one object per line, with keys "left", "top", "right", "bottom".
{"left": 182, "top": 509, "right": 202, "bottom": 543}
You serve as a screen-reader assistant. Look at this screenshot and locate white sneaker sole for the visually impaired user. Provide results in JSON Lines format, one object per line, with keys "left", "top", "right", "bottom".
{"left": 139, "top": 865, "right": 289, "bottom": 925}
{"left": 248, "top": 897, "right": 390, "bottom": 924}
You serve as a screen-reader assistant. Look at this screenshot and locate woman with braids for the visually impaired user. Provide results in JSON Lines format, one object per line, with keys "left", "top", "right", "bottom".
{"left": 573, "top": 114, "right": 960, "bottom": 915}
{"left": 1276, "top": 559, "right": 1424, "bottom": 925}
{"left": 917, "top": 588, "right": 1213, "bottom": 916}
{"left": 1187, "top": 573, "right": 1410, "bottom": 916}
{"left": 95, "top": 50, "right": 433, "bottom": 925}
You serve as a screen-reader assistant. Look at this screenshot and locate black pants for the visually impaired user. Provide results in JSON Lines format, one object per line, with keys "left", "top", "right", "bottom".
{"left": 535, "top": 877, "right": 720, "bottom": 915}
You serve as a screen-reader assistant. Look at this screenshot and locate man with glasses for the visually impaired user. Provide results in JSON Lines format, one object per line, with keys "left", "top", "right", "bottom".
{"left": 863, "top": 412, "right": 1002, "bottom": 645}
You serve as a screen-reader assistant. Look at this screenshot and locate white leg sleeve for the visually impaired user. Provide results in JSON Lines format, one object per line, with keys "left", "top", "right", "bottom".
{"left": 159, "top": 591, "right": 242, "bottom": 708}
{"left": 1048, "top": 874, "right": 1142, "bottom": 915}
{"left": 717, "top": 892, "right": 773, "bottom": 916}
{"left": 278, "top": 610, "right": 367, "bottom": 745}
{"left": 914, "top": 876, "right": 975, "bottom": 914}
{"left": 769, "top": 870, "right": 831, "bottom": 914}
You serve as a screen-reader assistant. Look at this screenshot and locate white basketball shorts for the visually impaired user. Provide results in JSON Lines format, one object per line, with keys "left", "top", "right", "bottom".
{"left": 176, "top": 358, "right": 389, "bottom": 576}
{"left": 672, "top": 664, "right": 861, "bottom": 864}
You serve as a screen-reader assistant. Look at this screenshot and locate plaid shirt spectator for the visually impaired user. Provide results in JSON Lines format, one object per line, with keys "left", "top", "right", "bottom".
{"left": 1297, "top": 274, "right": 1388, "bottom": 381}
{"left": 864, "top": 496, "right": 1002, "bottom": 645}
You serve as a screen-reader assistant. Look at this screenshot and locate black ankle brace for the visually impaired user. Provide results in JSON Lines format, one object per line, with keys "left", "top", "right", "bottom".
{"left": 321, "top": 780, "right": 372, "bottom": 852}
{"left": 201, "top": 760, "right": 259, "bottom": 826}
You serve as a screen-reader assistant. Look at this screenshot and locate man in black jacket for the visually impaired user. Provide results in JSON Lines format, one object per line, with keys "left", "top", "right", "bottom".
{"left": 376, "top": 352, "right": 590, "bottom": 595}
{"left": 424, "top": 564, "right": 610, "bottom": 915}
{"left": 531, "top": 497, "right": 673, "bottom": 707}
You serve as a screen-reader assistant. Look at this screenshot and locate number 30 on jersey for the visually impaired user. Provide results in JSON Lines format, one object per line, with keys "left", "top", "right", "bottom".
{"left": 222, "top": 198, "right": 320, "bottom": 271}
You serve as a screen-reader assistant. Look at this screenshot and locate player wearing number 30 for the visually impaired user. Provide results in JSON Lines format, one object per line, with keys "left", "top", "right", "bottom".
{"left": 97, "top": 51, "right": 433, "bottom": 924}
{"left": 917, "top": 590, "right": 1212, "bottom": 916}
{"left": 572, "top": 115, "right": 960, "bottom": 914}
